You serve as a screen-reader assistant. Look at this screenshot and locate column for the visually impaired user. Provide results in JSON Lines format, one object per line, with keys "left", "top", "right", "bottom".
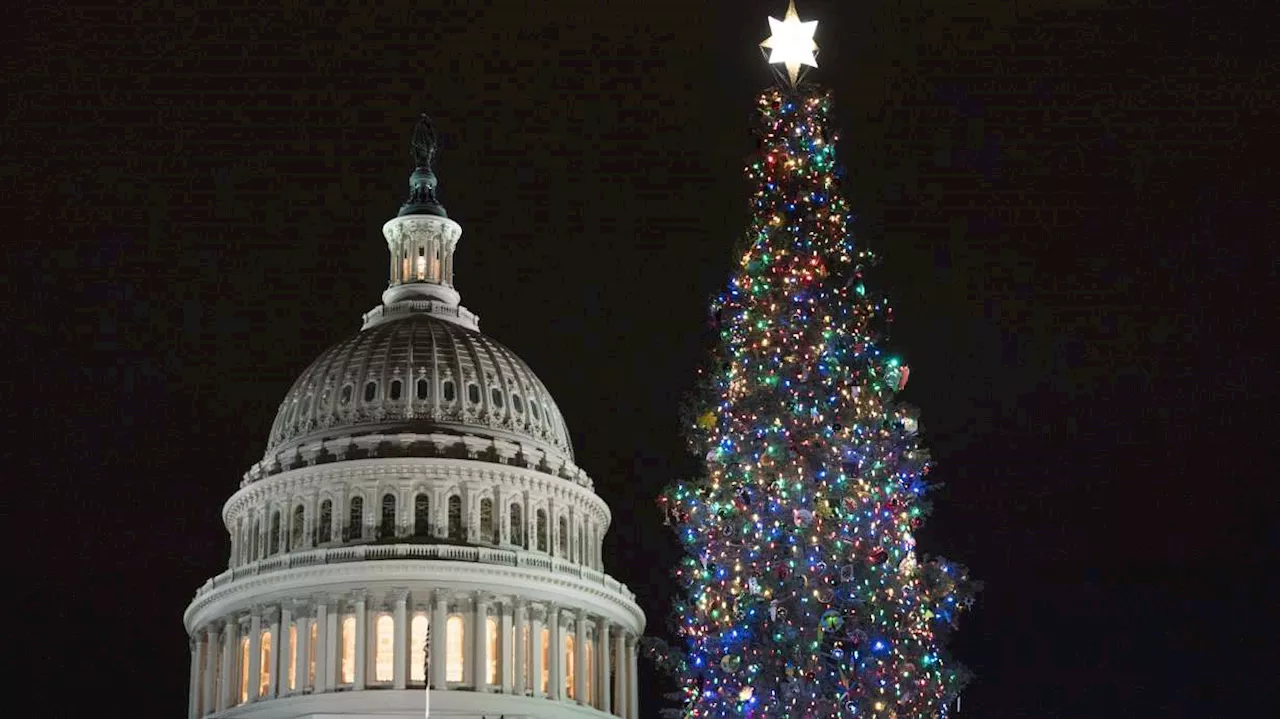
{"left": 575, "top": 609, "right": 588, "bottom": 705}
{"left": 598, "top": 619, "right": 611, "bottom": 712}
{"left": 473, "top": 593, "right": 491, "bottom": 690}
{"left": 500, "top": 599, "right": 514, "bottom": 694}
{"left": 188, "top": 637, "right": 201, "bottom": 719}
{"left": 430, "top": 591, "right": 448, "bottom": 689}
{"left": 511, "top": 600, "right": 525, "bottom": 695}
{"left": 293, "top": 605, "right": 309, "bottom": 694}
{"left": 247, "top": 611, "right": 263, "bottom": 701}
{"left": 628, "top": 634, "right": 639, "bottom": 719}
{"left": 529, "top": 603, "right": 545, "bottom": 699}
{"left": 549, "top": 606, "right": 564, "bottom": 700}
{"left": 313, "top": 599, "right": 329, "bottom": 691}
{"left": 278, "top": 606, "right": 292, "bottom": 695}
{"left": 612, "top": 629, "right": 625, "bottom": 717}
{"left": 353, "top": 592, "right": 367, "bottom": 690}
{"left": 218, "top": 617, "right": 237, "bottom": 711}
{"left": 323, "top": 599, "right": 340, "bottom": 690}
{"left": 393, "top": 590, "right": 408, "bottom": 689}
{"left": 202, "top": 625, "right": 219, "bottom": 714}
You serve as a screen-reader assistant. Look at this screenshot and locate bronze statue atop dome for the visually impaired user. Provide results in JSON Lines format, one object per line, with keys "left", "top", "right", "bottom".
{"left": 400, "top": 112, "right": 447, "bottom": 217}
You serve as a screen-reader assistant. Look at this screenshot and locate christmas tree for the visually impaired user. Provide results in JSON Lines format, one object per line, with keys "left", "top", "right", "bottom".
{"left": 654, "top": 4, "right": 977, "bottom": 717}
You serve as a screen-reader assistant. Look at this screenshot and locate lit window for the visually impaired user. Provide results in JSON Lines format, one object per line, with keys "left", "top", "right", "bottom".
{"left": 446, "top": 615, "right": 465, "bottom": 683}
{"left": 479, "top": 498, "right": 494, "bottom": 544}
{"left": 487, "top": 616, "right": 500, "bottom": 685}
{"left": 349, "top": 496, "right": 363, "bottom": 540}
{"left": 364, "top": 381, "right": 377, "bottom": 402}
{"left": 565, "top": 633, "right": 575, "bottom": 699}
{"left": 540, "top": 627, "right": 550, "bottom": 693}
{"left": 467, "top": 384, "right": 481, "bottom": 404}
{"left": 340, "top": 615, "right": 356, "bottom": 684}
{"left": 510, "top": 503, "right": 524, "bottom": 547}
{"left": 259, "top": 629, "right": 272, "bottom": 698}
{"left": 287, "top": 622, "right": 298, "bottom": 691}
{"left": 390, "top": 379, "right": 402, "bottom": 400}
{"left": 447, "top": 495, "right": 462, "bottom": 540}
{"left": 443, "top": 380, "right": 456, "bottom": 402}
{"left": 416, "top": 378, "right": 429, "bottom": 400}
{"left": 491, "top": 387, "right": 504, "bottom": 407}
{"left": 239, "top": 636, "right": 249, "bottom": 704}
{"left": 416, "top": 247, "right": 426, "bottom": 280}
{"left": 536, "top": 509, "right": 548, "bottom": 552}
{"left": 410, "top": 614, "right": 428, "bottom": 683}
{"left": 521, "top": 623, "right": 531, "bottom": 692}
{"left": 375, "top": 614, "right": 394, "bottom": 683}
{"left": 414, "top": 494, "right": 430, "bottom": 536}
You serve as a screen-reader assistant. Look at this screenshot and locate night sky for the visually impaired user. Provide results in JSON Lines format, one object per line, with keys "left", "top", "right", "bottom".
{"left": 7, "top": 1, "right": 1275, "bottom": 717}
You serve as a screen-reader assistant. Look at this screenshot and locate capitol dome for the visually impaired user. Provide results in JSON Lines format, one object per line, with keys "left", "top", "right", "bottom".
{"left": 183, "top": 115, "right": 643, "bottom": 719}
{"left": 265, "top": 313, "right": 575, "bottom": 465}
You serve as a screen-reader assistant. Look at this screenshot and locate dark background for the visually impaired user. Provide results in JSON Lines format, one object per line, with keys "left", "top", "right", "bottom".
{"left": 5, "top": 0, "right": 1275, "bottom": 717}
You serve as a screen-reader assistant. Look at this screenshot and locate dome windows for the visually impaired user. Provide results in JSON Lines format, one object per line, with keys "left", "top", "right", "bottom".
{"left": 491, "top": 387, "right": 504, "bottom": 408}
{"left": 291, "top": 505, "right": 305, "bottom": 550}
{"left": 512, "top": 394, "right": 524, "bottom": 414}
{"left": 536, "top": 509, "right": 548, "bottom": 552}
{"left": 447, "top": 495, "right": 462, "bottom": 540}
{"left": 269, "top": 511, "right": 282, "bottom": 556}
{"left": 417, "top": 378, "right": 430, "bottom": 401}
{"left": 530, "top": 399, "right": 541, "bottom": 420}
{"left": 364, "top": 380, "right": 378, "bottom": 402}
{"left": 442, "top": 379, "right": 456, "bottom": 402}
{"left": 479, "top": 498, "right": 494, "bottom": 544}
{"left": 318, "top": 500, "right": 333, "bottom": 544}
{"left": 348, "top": 496, "right": 364, "bottom": 540}
{"left": 413, "top": 494, "right": 430, "bottom": 536}
{"left": 389, "top": 379, "right": 403, "bottom": 401}
{"left": 340, "top": 385, "right": 353, "bottom": 405}
{"left": 379, "top": 493, "right": 396, "bottom": 538}
{"left": 510, "top": 503, "right": 524, "bottom": 548}
{"left": 467, "top": 383, "right": 481, "bottom": 405}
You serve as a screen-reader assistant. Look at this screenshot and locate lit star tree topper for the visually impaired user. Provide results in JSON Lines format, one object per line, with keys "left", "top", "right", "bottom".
{"left": 759, "top": 0, "right": 819, "bottom": 85}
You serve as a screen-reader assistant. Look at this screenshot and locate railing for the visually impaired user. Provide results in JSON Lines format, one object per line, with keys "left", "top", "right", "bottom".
{"left": 197, "top": 543, "right": 635, "bottom": 601}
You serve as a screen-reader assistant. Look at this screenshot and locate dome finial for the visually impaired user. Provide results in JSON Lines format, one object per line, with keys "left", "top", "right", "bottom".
{"left": 399, "top": 113, "right": 447, "bottom": 217}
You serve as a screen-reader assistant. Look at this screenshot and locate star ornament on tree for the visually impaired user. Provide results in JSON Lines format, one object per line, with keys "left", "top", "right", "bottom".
{"left": 760, "top": 0, "right": 819, "bottom": 84}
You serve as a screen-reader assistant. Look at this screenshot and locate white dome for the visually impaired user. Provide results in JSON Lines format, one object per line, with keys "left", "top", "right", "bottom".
{"left": 266, "top": 313, "right": 574, "bottom": 463}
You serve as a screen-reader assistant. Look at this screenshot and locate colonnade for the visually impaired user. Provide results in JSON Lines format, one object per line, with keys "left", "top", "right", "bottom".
{"left": 188, "top": 590, "right": 640, "bottom": 719}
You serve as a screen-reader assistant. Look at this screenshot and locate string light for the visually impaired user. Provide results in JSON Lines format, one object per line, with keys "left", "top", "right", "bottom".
{"left": 654, "top": 85, "right": 976, "bottom": 719}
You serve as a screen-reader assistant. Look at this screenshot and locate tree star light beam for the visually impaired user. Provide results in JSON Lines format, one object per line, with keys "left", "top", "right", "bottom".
{"left": 760, "top": 0, "right": 818, "bottom": 84}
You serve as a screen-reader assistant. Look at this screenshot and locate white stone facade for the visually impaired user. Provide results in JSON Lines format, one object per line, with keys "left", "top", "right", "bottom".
{"left": 184, "top": 157, "right": 644, "bottom": 718}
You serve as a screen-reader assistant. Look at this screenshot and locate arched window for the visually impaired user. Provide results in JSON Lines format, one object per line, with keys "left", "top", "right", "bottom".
{"left": 239, "top": 635, "right": 250, "bottom": 703}
{"left": 389, "top": 379, "right": 403, "bottom": 401}
{"left": 318, "top": 500, "right": 332, "bottom": 544}
{"left": 447, "top": 495, "right": 462, "bottom": 541}
{"left": 557, "top": 516, "right": 568, "bottom": 558}
{"left": 446, "top": 615, "right": 464, "bottom": 683}
{"left": 467, "top": 384, "right": 481, "bottom": 404}
{"left": 486, "top": 615, "right": 499, "bottom": 685}
{"left": 380, "top": 493, "right": 396, "bottom": 537}
{"left": 258, "top": 628, "right": 272, "bottom": 698}
{"left": 340, "top": 615, "right": 356, "bottom": 684}
{"left": 374, "top": 614, "right": 394, "bottom": 683}
{"left": 340, "top": 385, "right": 353, "bottom": 405}
{"left": 291, "top": 505, "right": 305, "bottom": 551}
{"left": 509, "top": 503, "right": 524, "bottom": 547}
{"left": 250, "top": 519, "right": 260, "bottom": 560}
{"left": 410, "top": 614, "right": 428, "bottom": 683}
{"left": 578, "top": 525, "right": 585, "bottom": 563}
{"left": 349, "top": 496, "right": 364, "bottom": 540}
{"left": 479, "top": 498, "right": 494, "bottom": 544}
{"left": 536, "top": 509, "right": 548, "bottom": 552}
{"left": 363, "top": 380, "right": 377, "bottom": 402}
{"left": 416, "top": 377, "right": 430, "bottom": 400}
{"left": 540, "top": 627, "right": 550, "bottom": 693}
{"left": 287, "top": 622, "right": 298, "bottom": 691}
{"left": 442, "top": 380, "right": 456, "bottom": 402}
{"left": 414, "top": 494, "right": 430, "bottom": 536}
{"left": 269, "top": 511, "right": 281, "bottom": 556}
{"left": 565, "top": 632, "right": 576, "bottom": 699}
